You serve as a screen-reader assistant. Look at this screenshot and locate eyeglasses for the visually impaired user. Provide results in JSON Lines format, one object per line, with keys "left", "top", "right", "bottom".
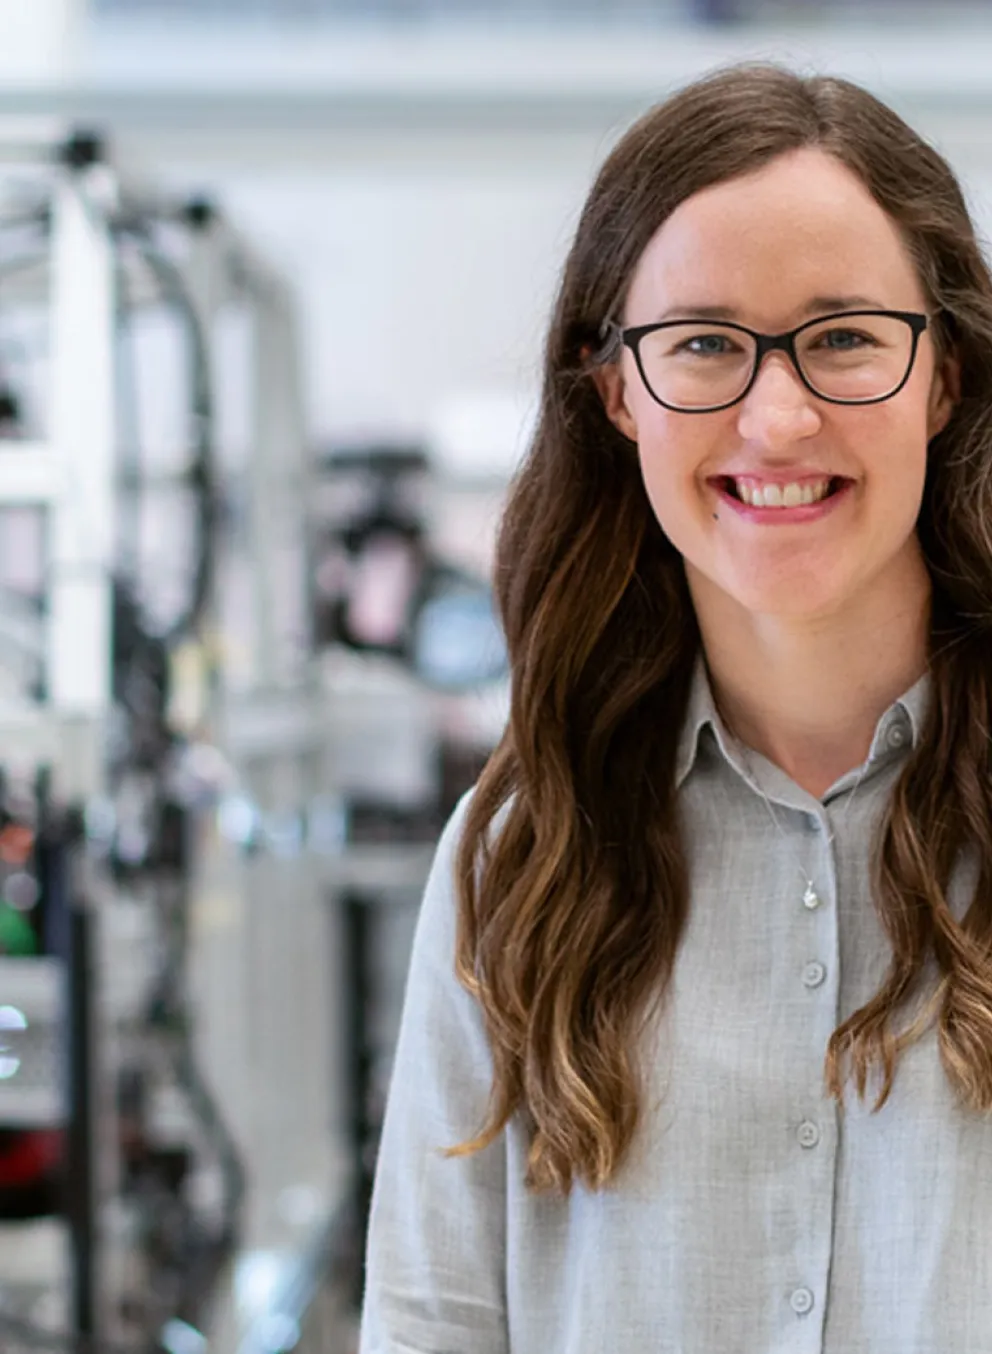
{"left": 610, "top": 309, "right": 929, "bottom": 414}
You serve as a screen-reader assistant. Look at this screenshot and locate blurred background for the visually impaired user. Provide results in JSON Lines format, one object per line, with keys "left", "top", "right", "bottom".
{"left": 0, "top": 2, "right": 989, "bottom": 1352}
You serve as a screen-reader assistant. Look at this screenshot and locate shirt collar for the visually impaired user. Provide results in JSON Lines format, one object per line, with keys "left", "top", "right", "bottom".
{"left": 891, "top": 667, "right": 929, "bottom": 748}
{"left": 675, "top": 653, "right": 721, "bottom": 790}
{"left": 675, "top": 651, "right": 930, "bottom": 791}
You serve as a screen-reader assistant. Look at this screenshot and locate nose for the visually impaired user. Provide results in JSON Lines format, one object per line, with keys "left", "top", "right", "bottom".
{"left": 735, "top": 352, "right": 822, "bottom": 448}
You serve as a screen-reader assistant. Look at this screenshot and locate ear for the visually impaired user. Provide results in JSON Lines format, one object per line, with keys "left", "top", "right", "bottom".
{"left": 927, "top": 345, "right": 961, "bottom": 440}
{"left": 589, "top": 358, "right": 639, "bottom": 443}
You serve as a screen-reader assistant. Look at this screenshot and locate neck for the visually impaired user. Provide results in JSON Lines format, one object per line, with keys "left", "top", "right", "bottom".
{"left": 687, "top": 549, "right": 931, "bottom": 800}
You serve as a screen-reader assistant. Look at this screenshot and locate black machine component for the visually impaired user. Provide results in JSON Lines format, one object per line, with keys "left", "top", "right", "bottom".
{"left": 310, "top": 444, "right": 507, "bottom": 690}
{"left": 310, "top": 446, "right": 431, "bottom": 663}
{"left": 0, "top": 787, "right": 73, "bottom": 1225}
{"left": 0, "top": 703, "right": 244, "bottom": 1354}
{"left": 0, "top": 784, "right": 101, "bottom": 1347}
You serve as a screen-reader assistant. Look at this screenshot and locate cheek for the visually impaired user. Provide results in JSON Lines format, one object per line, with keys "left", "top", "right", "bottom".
{"left": 868, "top": 407, "right": 930, "bottom": 519}
{"left": 631, "top": 407, "right": 720, "bottom": 538}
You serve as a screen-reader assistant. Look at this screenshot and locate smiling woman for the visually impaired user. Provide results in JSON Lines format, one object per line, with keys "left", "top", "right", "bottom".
{"left": 593, "top": 142, "right": 957, "bottom": 669}
{"left": 361, "top": 64, "right": 992, "bottom": 1354}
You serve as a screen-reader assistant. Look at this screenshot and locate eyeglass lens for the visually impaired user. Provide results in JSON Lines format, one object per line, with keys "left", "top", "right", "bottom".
{"left": 636, "top": 314, "right": 917, "bottom": 410}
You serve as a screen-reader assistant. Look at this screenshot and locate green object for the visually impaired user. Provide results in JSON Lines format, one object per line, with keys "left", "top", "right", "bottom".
{"left": 0, "top": 902, "right": 36, "bottom": 955}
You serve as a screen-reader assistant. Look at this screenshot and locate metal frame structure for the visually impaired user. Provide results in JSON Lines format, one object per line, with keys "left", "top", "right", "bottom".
{"left": 0, "top": 136, "right": 118, "bottom": 1351}
{"left": 0, "top": 150, "right": 115, "bottom": 790}
{"left": 0, "top": 123, "right": 319, "bottom": 1354}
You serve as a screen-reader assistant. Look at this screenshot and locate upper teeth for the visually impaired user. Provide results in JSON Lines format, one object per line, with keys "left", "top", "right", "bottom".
{"left": 734, "top": 478, "right": 832, "bottom": 508}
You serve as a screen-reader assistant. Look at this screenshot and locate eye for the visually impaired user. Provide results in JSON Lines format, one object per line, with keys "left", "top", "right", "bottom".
{"left": 813, "top": 327, "right": 877, "bottom": 351}
{"left": 673, "top": 333, "right": 742, "bottom": 357}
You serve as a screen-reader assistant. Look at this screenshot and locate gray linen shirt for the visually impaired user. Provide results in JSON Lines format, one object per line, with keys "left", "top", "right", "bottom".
{"left": 361, "top": 656, "right": 992, "bottom": 1353}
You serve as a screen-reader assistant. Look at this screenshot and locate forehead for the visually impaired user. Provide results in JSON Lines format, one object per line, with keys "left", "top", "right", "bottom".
{"left": 625, "top": 147, "right": 925, "bottom": 325}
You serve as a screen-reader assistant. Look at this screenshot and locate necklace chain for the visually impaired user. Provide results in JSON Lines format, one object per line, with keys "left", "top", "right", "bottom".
{"left": 735, "top": 737, "right": 874, "bottom": 901}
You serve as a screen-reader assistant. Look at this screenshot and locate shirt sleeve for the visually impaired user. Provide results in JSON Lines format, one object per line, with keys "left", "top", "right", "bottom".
{"left": 359, "top": 791, "right": 509, "bottom": 1354}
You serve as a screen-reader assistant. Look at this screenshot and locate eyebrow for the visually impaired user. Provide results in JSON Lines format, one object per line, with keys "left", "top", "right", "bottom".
{"left": 654, "top": 295, "right": 885, "bottom": 323}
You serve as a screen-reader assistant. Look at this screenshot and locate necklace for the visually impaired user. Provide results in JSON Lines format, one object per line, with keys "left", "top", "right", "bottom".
{"left": 734, "top": 738, "right": 875, "bottom": 909}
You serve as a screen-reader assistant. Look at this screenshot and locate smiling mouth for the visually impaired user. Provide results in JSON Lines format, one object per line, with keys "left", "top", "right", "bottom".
{"left": 717, "top": 476, "right": 850, "bottom": 505}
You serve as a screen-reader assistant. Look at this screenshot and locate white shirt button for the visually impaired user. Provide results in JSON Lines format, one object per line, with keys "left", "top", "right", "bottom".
{"left": 806, "top": 814, "right": 823, "bottom": 832}
{"left": 790, "top": 1287, "right": 815, "bottom": 1316}
{"left": 887, "top": 723, "right": 907, "bottom": 750}
{"left": 797, "top": 1121, "right": 820, "bottom": 1148}
{"left": 802, "top": 961, "right": 826, "bottom": 988}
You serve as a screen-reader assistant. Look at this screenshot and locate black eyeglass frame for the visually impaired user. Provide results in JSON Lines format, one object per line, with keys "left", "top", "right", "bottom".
{"left": 613, "top": 309, "right": 930, "bottom": 414}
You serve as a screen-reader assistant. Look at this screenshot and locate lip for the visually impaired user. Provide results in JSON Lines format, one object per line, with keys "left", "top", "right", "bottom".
{"left": 710, "top": 476, "right": 855, "bottom": 525}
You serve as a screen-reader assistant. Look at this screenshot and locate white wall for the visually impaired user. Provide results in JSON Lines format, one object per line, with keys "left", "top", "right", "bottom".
{"left": 0, "top": 0, "right": 82, "bottom": 83}
{"left": 114, "top": 127, "right": 992, "bottom": 457}
{"left": 116, "top": 127, "right": 605, "bottom": 453}
{"left": 79, "top": 23, "right": 992, "bottom": 454}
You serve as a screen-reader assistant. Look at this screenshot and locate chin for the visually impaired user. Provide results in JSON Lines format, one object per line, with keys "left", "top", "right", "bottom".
{"left": 723, "top": 574, "right": 847, "bottom": 621}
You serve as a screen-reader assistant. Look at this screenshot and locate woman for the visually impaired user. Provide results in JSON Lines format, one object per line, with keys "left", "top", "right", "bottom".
{"left": 360, "top": 64, "right": 992, "bottom": 1352}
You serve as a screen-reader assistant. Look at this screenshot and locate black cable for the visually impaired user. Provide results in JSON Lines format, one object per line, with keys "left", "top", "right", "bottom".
{"left": 109, "top": 224, "right": 219, "bottom": 647}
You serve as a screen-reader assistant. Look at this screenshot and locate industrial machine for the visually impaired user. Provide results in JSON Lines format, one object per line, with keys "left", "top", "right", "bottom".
{"left": 0, "top": 124, "right": 310, "bottom": 1354}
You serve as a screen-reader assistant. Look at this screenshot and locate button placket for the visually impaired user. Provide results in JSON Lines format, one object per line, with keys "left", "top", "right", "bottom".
{"left": 783, "top": 782, "right": 836, "bottom": 1340}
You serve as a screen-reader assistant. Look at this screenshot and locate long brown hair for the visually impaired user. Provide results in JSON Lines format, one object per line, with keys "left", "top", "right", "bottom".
{"left": 451, "top": 63, "right": 992, "bottom": 1195}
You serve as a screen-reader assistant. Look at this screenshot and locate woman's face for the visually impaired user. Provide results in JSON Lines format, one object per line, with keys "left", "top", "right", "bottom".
{"left": 597, "top": 147, "right": 958, "bottom": 623}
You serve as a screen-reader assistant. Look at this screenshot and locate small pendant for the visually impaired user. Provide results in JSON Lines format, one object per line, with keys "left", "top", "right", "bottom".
{"left": 803, "top": 882, "right": 821, "bottom": 910}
